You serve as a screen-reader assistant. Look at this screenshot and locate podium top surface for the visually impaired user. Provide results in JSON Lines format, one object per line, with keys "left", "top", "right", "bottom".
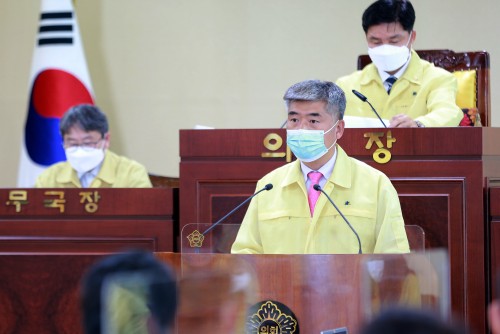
{"left": 180, "top": 128, "right": 500, "bottom": 159}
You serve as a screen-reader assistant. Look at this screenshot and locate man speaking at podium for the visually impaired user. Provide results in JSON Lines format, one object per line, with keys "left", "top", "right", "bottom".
{"left": 231, "top": 80, "right": 409, "bottom": 254}
{"left": 336, "top": 0, "right": 463, "bottom": 128}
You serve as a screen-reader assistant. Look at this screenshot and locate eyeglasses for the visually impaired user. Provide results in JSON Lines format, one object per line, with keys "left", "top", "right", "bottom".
{"left": 63, "top": 139, "right": 103, "bottom": 152}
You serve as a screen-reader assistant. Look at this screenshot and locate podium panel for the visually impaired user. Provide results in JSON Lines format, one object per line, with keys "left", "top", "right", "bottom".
{"left": 179, "top": 127, "right": 500, "bottom": 334}
{"left": 0, "top": 251, "right": 448, "bottom": 334}
{"left": 173, "top": 252, "right": 448, "bottom": 333}
{"left": 177, "top": 225, "right": 443, "bottom": 333}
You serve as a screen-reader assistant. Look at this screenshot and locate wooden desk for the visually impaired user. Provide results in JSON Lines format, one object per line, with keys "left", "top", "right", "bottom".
{"left": 179, "top": 127, "right": 500, "bottom": 334}
{"left": 0, "top": 188, "right": 175, "bottom": 253}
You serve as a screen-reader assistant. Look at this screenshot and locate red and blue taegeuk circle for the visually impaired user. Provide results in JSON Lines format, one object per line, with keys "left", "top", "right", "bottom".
{"left": 25, "top": 69, "right": 93, "bottom": 166}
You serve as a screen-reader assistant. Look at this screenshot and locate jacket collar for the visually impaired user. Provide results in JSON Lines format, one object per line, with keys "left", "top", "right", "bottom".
{"left": 280, "top": 159, "right": 304, "bottom": 188}
{"left": 95, "top": 151, "right": 116, "bottom": 185}
{"left": 328, "top": 145, "right": 351, "bottom": 189}
{"left": 55, "top": 162, "right": 80, "bottom": 187}
{"left": 280, "top": 145, "right": 352, "bottom": 190}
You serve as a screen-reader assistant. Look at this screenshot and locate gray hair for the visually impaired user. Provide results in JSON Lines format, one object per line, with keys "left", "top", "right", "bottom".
{"left": 283, "top": 80, "right": 346, "bottom": 119}
{"left": 59, "top": 104, "right": 109, "bottom": 137}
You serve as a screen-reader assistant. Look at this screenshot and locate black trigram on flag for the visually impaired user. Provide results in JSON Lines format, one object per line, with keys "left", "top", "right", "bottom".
{"left": 38, "top": 11, "right": 74, "bottom": 46}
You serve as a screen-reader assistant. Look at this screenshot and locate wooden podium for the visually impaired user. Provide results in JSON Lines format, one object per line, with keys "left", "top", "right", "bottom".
{"left": 0, "top": 188, "right": 175, "bottom": 253}
{"left": 0, "top": 252, "right": 446, "bottom": 334}
{"left": 179, "top": 127, "right": 500, "bottom": 334}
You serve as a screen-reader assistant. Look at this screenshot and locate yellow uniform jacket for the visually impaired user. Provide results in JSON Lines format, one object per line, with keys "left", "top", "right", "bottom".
{"left": 336, "top": 50, "right": 463, "bottom": 127}
{"left": 35, "top": 150, "right": 152, "bottom": 188}
{"left": 231, "top": 146, "right": 409, "bottom": 254}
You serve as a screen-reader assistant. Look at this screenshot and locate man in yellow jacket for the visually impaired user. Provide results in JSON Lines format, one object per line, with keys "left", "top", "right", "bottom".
{"left": 336, "top": 0, "right": 463, "bottom": 128}
{"left": 35, "top": 104, "right": 152, "bottom": 188}
{"left": 231, "top": 80, "right": 409, "bottom": 254}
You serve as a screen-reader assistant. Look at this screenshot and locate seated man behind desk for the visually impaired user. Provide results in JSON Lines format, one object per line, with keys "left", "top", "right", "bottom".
{"left": 35, "top": 104, "right": 152, "bottom": 188}
{"left": 336, "top": 0, "right": 463, "bottom": 128}
{"left": 231, "top": 80, "right": 409, "bottom": 254}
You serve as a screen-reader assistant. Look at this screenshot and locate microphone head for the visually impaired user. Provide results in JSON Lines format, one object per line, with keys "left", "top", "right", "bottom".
{"left": 313, "top": 184, "right": 321, "bottom": 191}
{"left": 264, "top": 183, "right": 273, "bottom": 191}
{"left": 352, "top": 89, "right": 367, "bottom": 102}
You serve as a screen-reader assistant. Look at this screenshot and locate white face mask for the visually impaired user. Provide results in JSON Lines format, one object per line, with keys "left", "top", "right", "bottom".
{"left": 65, "top": 147, "right": 105, "bottom": 174}
{"left": 367, "top": 32, "right": 412, "bottom": 72}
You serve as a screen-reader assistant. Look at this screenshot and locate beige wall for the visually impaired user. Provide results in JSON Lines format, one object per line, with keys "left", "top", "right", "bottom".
{"left": 1, "top": 0, "right": 499, "bottom": 187}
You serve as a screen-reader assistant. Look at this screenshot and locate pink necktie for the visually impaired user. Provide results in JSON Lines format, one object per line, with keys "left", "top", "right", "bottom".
{"left": 308, "top": 171, "right": 323, "bottom": 216}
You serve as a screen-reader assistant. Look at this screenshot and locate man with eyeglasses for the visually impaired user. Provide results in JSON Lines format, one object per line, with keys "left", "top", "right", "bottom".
{"left": 35, "top": 104, "right": 152, "bottom": 188}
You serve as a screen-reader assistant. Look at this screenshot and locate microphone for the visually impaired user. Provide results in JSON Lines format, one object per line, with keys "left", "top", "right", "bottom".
{"left": 352, "top": 90, "right": 387, "bottom": 128}
{"left": 202, "top": 183, "right": 273, "bottom": 236}
{"left": 313, "top": 184, "right": 362, "bottom": 254}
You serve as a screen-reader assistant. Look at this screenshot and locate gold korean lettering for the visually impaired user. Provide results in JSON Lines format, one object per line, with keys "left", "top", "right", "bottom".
{"left": 259, "top": 326, "right": 279, "bottom": 334}
{"left": 364, "top": 131, "right": 396, "bottom": 164}
{"left": 43, "top": 191, "right": 66, "bottom": 213}
{"left": 261, "top": 133, "right": 292, "bottom": 162}
{"left": 386, "top": 130, "right": 396, "bottom": 148}
{"left": 79, "top": 191, "right": 101, "bottom": 213}
{"left": 364, "top": 132, "right": 385, "bottom": 149}
{"left": 373, "top": 148, "right": 391, "bottom": 164}
{"left": 5, "top": 190, "right": 28, "bottom": 213}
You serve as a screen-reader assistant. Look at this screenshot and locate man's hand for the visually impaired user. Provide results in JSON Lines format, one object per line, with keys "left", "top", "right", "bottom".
{"left": 389, "top": 114, "right": 418, "bottom": 128}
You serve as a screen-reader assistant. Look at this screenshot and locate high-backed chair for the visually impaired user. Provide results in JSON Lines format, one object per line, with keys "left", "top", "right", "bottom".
{"left": 357, "top": 49, "right": 491, "bottom": 126}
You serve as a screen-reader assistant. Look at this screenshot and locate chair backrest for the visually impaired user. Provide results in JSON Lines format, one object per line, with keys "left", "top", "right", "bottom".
{"left": 148, "top": 174, "right": 179, "bottom": 188}
{"left": 357, "top": 49, "right": 491, "bottom": 126}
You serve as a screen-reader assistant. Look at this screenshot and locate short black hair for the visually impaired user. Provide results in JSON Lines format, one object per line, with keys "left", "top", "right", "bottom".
{"left": 59, "top": 104, "right": 109, "bottom": 137}
{"left": 81, "top": 250, "right": 177, "bottom": 334}
{"left": 360, "top": 308, "right": 468, "bottom": 334}
{"left": 362, "top": 0, "right": 416, "bottom": 33}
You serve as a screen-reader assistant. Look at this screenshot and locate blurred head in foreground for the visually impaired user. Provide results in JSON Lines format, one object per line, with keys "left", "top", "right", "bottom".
{"left": 81, "top": 250, "right": 177, "bottom": 334}
{"left": 360, "top": 307, "right": 468, "bottom": 334}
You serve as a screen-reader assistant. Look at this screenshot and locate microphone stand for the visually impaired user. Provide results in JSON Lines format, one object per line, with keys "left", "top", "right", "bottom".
{"left": 314, "top": 184, "right": 362, "bottom": 254}
{"left": 352, "top": 90, "right": 387, "bottom": 128}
